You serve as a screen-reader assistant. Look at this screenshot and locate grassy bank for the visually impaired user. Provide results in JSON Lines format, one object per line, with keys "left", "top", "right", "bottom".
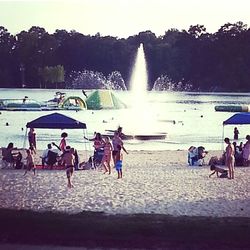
{"left": 0, "top": 209, "right": 249, "bottom": 249}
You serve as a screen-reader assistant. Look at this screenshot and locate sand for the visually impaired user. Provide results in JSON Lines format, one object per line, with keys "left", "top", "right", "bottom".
{"left": 0, "top": 149, "right": 250, "bottom": 217}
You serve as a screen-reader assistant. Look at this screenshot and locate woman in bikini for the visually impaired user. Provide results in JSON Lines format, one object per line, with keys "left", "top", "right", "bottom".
{"left": 224, "top": 137, "right": 235, "bottom": 179}
{"left": 101, "top": 136, "right": 113, "bottom": 174}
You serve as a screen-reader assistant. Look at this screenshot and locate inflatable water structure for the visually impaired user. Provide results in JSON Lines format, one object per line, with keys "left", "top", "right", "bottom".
{"left": 85, "top": 90, "right": 127, "bottom": 110}
{"left": 0, "top": 92, "right": 87, "bottom": 111}
{"left": 0, "top": 98, "right": 42, "bottom": 111}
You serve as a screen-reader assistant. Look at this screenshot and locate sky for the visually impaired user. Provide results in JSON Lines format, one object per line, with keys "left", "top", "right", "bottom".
{"left": 0, "top": 0, "right": 250, "bottom": 38}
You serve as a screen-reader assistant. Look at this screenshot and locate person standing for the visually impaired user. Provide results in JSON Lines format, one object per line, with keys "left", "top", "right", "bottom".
{"left": 24, "top": 149, "right": 36, "bottom": 176}
{"left": 28, "top": 128, "right": 36, "bottom": 149}
{"left": 59, "top": 132, "right": 68, "bottom": 152}
{"left": 112, "top": 131, "right": 128, "bottom": 166}
{"left": 234, "top": 127, "right": 239, "bottom": 140}
{"left": 115, "top": 145, "right": 123, "bottom": 179}
{"left": 242, "top": 135, "right": 250, "bottom": 166}
{"left": 224, "top": 137, "right": 235, "bottom": 179}
{"left": 101, "top": 136, "right": 113, "bottom": 174}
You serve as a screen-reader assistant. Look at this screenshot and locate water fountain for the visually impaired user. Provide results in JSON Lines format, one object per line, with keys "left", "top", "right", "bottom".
{"left": 126, "top": 43, "right": 167, "bottom": 140}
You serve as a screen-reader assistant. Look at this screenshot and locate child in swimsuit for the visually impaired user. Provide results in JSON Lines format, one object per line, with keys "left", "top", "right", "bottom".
{"left": 115, "top": 145, "right": 124, "bottom": 179}
{"left": 24, "top": 149, "right": 36, "bottom": 176}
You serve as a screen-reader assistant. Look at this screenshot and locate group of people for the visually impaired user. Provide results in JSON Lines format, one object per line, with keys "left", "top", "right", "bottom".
{"left": 23, "top": 126, "right": 128, "bottom": 187}
{"left": 1, "top": 142, "right": 36, "bottom": 176}
{"left": 209, "top": 134, "right": 250, "bottom": 180}
{"left": 85, "top": 126, "right": 128, "bottom": 179}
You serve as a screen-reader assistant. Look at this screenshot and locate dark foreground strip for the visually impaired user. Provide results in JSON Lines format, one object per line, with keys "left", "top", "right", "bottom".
{"left": 0, "top": 209, "right": 249, "bottom": 249}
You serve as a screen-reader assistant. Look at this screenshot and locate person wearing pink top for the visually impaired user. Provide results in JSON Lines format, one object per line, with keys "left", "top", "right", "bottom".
{"left": 59, "top": 132, "right": 68, "bottom": 152}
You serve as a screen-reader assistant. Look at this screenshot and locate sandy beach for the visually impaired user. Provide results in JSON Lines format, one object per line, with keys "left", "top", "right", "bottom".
{"left": 1, "top": 149, "right": 250, "bottom": 217}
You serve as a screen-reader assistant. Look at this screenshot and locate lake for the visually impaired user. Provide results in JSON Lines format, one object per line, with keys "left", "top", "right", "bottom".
{"left": 0, "top": 88, "right": 249, "bottom": 151}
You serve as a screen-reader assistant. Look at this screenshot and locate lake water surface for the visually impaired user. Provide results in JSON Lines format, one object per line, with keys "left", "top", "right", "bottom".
{"left": 0, "top": 88, "right": 249, "bottom": 151}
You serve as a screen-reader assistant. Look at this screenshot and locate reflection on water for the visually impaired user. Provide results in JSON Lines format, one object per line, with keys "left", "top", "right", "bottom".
{"left": 0, "top": 88, "right": 250, "bottom": 151}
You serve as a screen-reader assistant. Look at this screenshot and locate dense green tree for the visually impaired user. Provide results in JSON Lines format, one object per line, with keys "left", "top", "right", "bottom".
{"left": 0, "top": 22, "right": 250, "bottom": 91}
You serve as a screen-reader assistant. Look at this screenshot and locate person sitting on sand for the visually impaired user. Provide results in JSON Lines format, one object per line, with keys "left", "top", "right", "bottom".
{"left": 209, "top": 164, "right": 228, "bottom": 178}
{"left": 23, "top": 149, "right": 36, "bottom": 176}
{"left": 61, "top": 146, "right": 75, "bottom": 188}
{"left": 15, "top": 152, "right": 23, "bottom": 169}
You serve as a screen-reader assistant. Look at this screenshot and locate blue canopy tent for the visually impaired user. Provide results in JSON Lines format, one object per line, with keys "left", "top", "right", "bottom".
{"left": 26, "top": 112, "right": 86, "bottom": 129}
{"left": 223, "top": 113, "right": 250, "bottom": 125}
{"left": 24, "top": 112, "right": 89, "bottom": 157}
{"left": 222, "top": 112, "right": 250, "bottom": 148}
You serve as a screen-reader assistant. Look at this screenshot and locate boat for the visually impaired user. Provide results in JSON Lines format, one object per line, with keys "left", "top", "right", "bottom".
{"left": 0, "top": 98, "right": 42, "bottom": 111}
{"left": 215, "top": 105, "right": 249, "bottom": 112}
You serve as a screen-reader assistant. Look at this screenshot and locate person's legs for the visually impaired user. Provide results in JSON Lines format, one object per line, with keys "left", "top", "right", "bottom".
{"left": 112, "top": 151, "right": 117, "bottom": 166}
{"left": 231, "top": 160, "right": 235, "bottom": 179}
{"left": 107, "top": 155, "right": 111, "bottom": 174}
{"left": 101, "top": 156, "right": 108, "bottom": 173}
{"left": 66, "top": 168, "right": 71, "bottom": 188}
{"left": 228, "top": 159, "right": 233, "bottom": 179}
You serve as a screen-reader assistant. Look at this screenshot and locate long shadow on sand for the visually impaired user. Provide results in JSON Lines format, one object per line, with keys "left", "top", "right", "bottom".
{"left": 0, "top": 208, "right": 249, "bottom": 249}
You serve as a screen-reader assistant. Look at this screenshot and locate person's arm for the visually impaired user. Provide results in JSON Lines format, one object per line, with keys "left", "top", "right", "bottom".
{"left": 122, "top": 145, "right": 128, "bottom": 154}
{"left": 84, "top": 136, "right": 95, "bottom": 141}
{"left": 52, "top": 142, "right": 61, "bottom": 151}
{"left": 209, "top": 171, "right": 215, "bottom": 178}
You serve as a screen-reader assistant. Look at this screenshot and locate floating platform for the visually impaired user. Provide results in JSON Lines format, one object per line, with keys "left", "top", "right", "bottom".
{"left": 134, "top": 133, "right": 167, "bottom": 140}
{"left": 103, "top": 130, "right": 167, "bottom": 140}
{"left": 215, "top": 105, "right": 249, "bottom": 112}
{"left": 0, "top": 96, "right": 86, "bottom": 111}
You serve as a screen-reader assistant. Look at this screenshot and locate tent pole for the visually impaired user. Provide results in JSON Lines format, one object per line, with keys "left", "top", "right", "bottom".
{"left": 222, "top": 125, "right": 225, "bottom": 152}
{"left": 23, "top": 128, "right": 28, "bottom": 149}
{"left": 83, "top": 129, "right": 88, "bottom": 160}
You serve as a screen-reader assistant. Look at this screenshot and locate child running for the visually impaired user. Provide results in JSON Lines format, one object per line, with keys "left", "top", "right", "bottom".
{"left": 61, "top": 146, "right": 75, "bottom": 188}
{"left": 101, "top": 136, "right": 113, "bottom": 174}
{"left": 23, "top": 149, "right": 36, "bottom": 176}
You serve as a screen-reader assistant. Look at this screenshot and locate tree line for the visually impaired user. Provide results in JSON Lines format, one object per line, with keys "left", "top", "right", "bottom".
{"left": 0, "top": 21, "right": 250, "bottom": 91}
